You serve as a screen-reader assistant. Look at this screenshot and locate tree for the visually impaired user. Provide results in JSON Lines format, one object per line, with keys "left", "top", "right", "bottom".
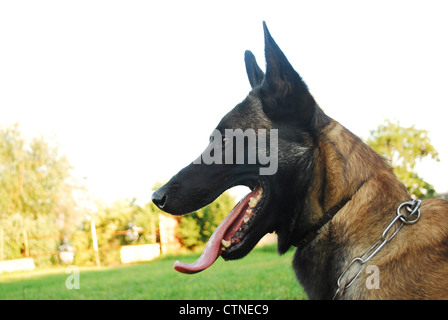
{"left": 0, "top": 124, "right": 80, "bottom": 263}
{"left": 366, "top": 119, "right": 439, "bottom": 198}
{"left": 0, "top": 124, "right": 76, "bottom": 218}
{"left": 70, "top": 197, "right": 162, "bottom": 265}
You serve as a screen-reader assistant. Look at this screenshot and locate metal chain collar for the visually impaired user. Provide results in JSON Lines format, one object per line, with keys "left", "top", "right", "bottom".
{"left": 333, "top": 199, "right": 422, "bottom": 300}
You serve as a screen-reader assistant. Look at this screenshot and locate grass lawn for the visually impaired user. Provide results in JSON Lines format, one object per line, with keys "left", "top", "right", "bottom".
{"left": 0, "top": 245, "right": 308, "bottom": 300}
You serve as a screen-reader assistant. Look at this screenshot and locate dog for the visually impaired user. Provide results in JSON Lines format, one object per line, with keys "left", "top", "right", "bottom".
{"left": 152, "top": 22, "right": 448, "bottom": 299}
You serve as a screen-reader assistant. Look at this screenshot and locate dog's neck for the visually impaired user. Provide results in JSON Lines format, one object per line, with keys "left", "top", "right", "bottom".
{"left": 291, "top": 119, "right": 411, "bottom": 299}
{"left": 315, "top": 119, "right": 409, "bottom": 213}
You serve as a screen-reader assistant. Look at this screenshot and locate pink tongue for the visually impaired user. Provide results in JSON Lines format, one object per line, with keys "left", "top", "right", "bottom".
{"left": 173, "top": 189, "right": 256, "bottom": 274}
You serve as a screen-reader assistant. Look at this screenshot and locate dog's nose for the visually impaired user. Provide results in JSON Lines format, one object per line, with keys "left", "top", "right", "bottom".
{"left": 151, "top": 189, "right": 167, "bottom": 209}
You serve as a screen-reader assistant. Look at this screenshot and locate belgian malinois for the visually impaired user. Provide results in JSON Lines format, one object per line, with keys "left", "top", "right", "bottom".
{"left": 152, "top": 22, "right": 448, "bottom": 299}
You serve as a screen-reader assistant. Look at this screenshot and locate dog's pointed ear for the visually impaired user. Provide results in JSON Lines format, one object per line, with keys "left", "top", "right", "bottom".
{"left": 260, "top": 22, "right": 317, "bottom": 128}
{"left": 244, "top": 50, "right": 264, "bottom": 88}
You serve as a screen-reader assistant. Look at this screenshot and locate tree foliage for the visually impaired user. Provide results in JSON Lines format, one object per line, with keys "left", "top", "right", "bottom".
{"left": 0, "top": 124, "right": 79, "bottom": 264}
{"left": 71, "top": 199, "right": 160, "bottom": 265}
{"left": 366, "top": 119, "right": 439, "bottom": 198}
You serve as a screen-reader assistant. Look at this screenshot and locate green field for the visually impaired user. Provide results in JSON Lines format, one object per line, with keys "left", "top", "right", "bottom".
{"left": 0, "top": 245, "right": 308, "bottom": 300}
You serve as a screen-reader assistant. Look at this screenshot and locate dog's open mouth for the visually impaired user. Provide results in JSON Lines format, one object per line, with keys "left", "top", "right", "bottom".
{"left": 174, "top": 184, "right": 265, "bottom": 274}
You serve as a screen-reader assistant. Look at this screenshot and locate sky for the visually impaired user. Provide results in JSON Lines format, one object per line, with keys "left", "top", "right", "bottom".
{"left": 1, "top": 1, "right": 447, "bottom": 204}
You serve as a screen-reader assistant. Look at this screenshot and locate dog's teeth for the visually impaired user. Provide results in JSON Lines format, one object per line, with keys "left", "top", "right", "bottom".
{"left": 246, "top": 208, "right": 252, "bottom": 215}
{"left": 243, "top": 215, "right": 250, "bottom": 223}
{"left": 256, "top": 194, "right": 262, "bottom": 200}
{"left": 249, "top": 197, "right": 257, "bottom": 208}
{"left": 221, "top": 239, "right": 231, "bottom": 248}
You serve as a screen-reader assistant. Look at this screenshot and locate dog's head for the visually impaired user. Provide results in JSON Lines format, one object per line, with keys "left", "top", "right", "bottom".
{"left": 152, "top": 22, "right": 330, "bottom": 273}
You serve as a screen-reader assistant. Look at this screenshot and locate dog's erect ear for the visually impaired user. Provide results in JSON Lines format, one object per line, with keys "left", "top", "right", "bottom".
{"left": 244, "top": 50, "right": 265, "bottom": 88}
{"left": 260, "top": 22, "right": 316, "bottom": 127}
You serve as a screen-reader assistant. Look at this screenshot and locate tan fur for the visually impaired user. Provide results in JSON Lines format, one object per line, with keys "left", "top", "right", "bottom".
{"left": 313, "top": 119, "right": 448, "bottom": 299}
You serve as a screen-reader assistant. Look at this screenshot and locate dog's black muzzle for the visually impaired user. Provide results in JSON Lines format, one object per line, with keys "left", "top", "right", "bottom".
{"left": 152, "top": 160, "right": 242, "bottom": 215}
{"left": 152, "top": 155, "right": 261, "bottom": 215}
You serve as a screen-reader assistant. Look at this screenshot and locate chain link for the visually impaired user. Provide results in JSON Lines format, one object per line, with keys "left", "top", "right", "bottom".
{"left": 333, "top": 199, "right": 422, "bottom": 299}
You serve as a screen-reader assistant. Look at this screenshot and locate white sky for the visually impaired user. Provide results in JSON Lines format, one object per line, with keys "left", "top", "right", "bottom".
{"left": 1, "top": 1, "right": 447, "bottom": 204}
